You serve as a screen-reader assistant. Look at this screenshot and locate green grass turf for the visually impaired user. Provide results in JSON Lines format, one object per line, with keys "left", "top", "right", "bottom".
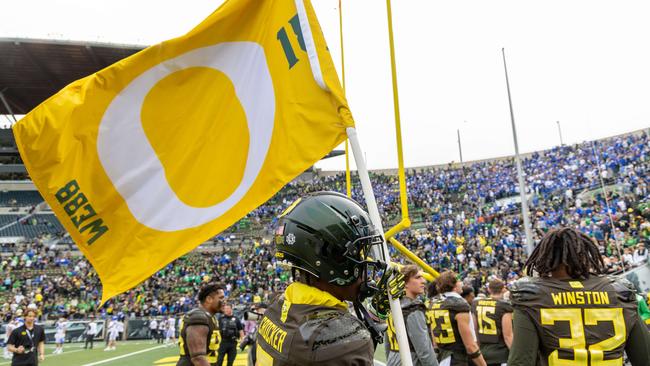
{"left": 374, "top": 343, "right": 387, "bottom": 363}
{"left": 0, "top": 341, "right": 387, "bottom": 366}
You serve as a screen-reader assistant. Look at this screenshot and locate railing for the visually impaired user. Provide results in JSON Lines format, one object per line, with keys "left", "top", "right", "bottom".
{"left": 618, "top": 261, "right": 650, "bottom": 293}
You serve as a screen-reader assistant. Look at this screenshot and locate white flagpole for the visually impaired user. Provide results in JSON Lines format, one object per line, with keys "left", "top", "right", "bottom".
{"left": 296, "top": 1, "right": 411, "bottom": 362}
{"left": 347, "top": 127, "right": 413, "bottom": 366}
{"left": 501, "top": 48, "right": 535, "bottom": 255}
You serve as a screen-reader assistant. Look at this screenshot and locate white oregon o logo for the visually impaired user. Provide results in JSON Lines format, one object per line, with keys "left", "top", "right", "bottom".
{"left": 97, "top": 42, "right": 275, "bottom": 232}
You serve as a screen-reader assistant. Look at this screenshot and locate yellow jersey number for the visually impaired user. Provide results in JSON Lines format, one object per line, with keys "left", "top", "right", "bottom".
{"left": 476, "top": 305, "right": 497, "bottom": 335}
{"left": 433, "top": 309, "right": 456, "bottom": 344}
{"left": 179, "top": 318, "right": 185, "bottom": 355}
{"left": 178, "top": 318, "right": 221, "bottom": 363}
{"left": 540, "top": 308, "right": 626, "bottom": 366}
{"left": 207, "top": 330, "right": 220, "bottom": 363}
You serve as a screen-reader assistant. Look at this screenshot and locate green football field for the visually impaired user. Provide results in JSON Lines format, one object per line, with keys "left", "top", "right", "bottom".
{"left": 0, "top": 341, "right": 387, "bottom": 366}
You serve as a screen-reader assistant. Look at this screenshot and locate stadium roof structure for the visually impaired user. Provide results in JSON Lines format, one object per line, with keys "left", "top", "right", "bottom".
{"left": 0, "top": 38, "right": 343, "bottom": 174}
{"left": 0, "top": 38, "right": 144, "bottom": 115}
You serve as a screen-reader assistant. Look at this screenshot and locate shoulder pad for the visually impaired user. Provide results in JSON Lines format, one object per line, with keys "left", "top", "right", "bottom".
{"left": 497, "top": 298, "right": 514, "bottom": 312}
{"left": 496, "top": 298, "right": 513, "bottom": 305}
{"left": 298, "top": 310, "right": 342, "bottom": 342}
{"left": 445, "top": 296, "right": 470, "bottom": 312}
{"left": 403, "top": 299, "right": 427, "bottom": 313}
{"left": 610, "top": 277, "right": 636, "bottom": 303}
{"left": 299, "top": 311, "right": 371, "bottom": 350}
{"left": 510, "top": 277, "right": 542, "bottom": 305}
{"left": 185, "top": 309, "right": 211, "bottom": 326}
{"left": 429, "top": 295, "right": 442, "bottom": 307}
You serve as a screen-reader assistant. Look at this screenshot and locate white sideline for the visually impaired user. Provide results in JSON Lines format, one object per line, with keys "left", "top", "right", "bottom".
{"left": 0, "top": 348, "right": 387, "bottom": 366}
{"left": 0, "top": 349, "right": 85, "bottom": 365}
{"left": 80, "top": 345, "right": 166, "bottom": 366}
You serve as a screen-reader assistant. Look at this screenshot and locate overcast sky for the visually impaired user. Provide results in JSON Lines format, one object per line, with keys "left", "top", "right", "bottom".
{"left": 2, "top": 0, "right": 649, "bottom": 170}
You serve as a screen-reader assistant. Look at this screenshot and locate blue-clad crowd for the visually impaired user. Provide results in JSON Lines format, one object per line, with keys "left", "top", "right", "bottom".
{"left": 1, "top": 130, "right": 649, "bottom": 322}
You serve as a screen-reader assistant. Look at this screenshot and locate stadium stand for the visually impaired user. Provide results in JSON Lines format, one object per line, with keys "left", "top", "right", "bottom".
{"left": 0, "top": 129, "right": 649, "bottom": 325}
{"left": 0, "top": 190, "right": 43, "bottom": 206}
{"left": 0, "top": 214, "right": 65, "bottom": 238}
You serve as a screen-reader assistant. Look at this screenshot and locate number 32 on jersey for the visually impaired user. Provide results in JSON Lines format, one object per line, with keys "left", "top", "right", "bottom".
{"left": 541, "top": 307, "right": 626, "bottom": 366}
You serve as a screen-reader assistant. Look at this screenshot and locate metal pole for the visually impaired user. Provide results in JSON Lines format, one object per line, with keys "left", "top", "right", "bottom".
{"left": 457, "top": 128, "right": 464, "bottom": 163}
{"left": 2, "top": 114, "right": 12, "bottom": 125}
{"left": 556, "top": 120, "right": 564, "bottom": 146}
{"left": 347, "top": 127, "right": 413, "bottom": 366}
{"left": 345, "top": 141, "right": 352, "bottom": 197}
{"left": 501, "top": 48, "right": 534, "bottom": 255}
{"left": 0, "top": 92, "right": 17, "bottom": 123}
{"left": 339, "top": 0, "right": 352, "bottom": 197}
{"left": 385, "top": 0, "right": 409, "bottom": 223}
{"left": 591, "top": 141, "right": 623, "bottom": 262}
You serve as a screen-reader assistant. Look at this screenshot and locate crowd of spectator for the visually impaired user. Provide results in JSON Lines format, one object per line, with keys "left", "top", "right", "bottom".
{"left": 1, "top": 130, "right": 649, "bottom": 322}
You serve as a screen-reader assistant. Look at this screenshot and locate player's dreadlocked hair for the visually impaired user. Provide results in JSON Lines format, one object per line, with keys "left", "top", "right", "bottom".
{"left": 523, "top": 227, "right": 605, "bottom": 279}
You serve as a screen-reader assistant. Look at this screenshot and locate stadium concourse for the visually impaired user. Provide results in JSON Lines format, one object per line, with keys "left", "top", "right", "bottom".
{"left": 0, "top": 128, "right": 647, "bottom": 330}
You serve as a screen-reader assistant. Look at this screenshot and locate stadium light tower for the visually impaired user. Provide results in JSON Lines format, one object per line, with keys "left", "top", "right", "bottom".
{"left": 556, "top": 120, "right": 564, "bottom": 146}
{"left": 501, "top": 48, "right": 535, "bottom": 255}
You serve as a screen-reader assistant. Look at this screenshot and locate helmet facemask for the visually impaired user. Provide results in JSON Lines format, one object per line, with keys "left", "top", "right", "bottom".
{"left": 342, "top": 233, "right": 387, "bottom": 301}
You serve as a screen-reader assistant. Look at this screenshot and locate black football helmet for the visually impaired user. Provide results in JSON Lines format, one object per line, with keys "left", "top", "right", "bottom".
{"left": 274, "top": 191, "right": 386, "bottom": 296}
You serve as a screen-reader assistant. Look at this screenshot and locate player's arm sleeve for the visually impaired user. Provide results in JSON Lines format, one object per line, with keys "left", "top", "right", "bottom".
{"left": 310, "top": 315, "right": 375, "bottom": 366}
{"left": 406, "top": 311, "right": 439, "bottom": 366}
{"left": 507, "top": 309, "right": 539, "bottom": 366}
{"left": 625, "top": 317, "right": 650, "bottom": 366}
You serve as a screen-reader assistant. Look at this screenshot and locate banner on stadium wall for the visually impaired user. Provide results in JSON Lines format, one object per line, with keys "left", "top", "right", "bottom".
{"left": 13, "top": 0, "right": 352, "bottom": 304}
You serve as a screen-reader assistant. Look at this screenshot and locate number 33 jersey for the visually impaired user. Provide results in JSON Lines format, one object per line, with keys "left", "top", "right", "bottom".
{"left": 510, "top": 275, "right": 638, "bottom": 366}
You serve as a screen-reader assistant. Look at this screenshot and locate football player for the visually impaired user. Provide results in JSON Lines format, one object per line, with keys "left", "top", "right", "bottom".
{"left": 176, "top": 283, "right": 225, "bottom": 366}
{"left": 53, "top": 316, "right": 68, "bottom": 354}
{"left": 508, "top": 227, "right": 650, "bottom": 365}
{"left": 431, "top": 270, "right": 487, "bottom": 366}
{"left": 471, "top": 279, "right": 512, "bottom": 366}
{"left": 104, "top": 316, "right": 119, "bottom": 351}
{"left": 256, "top": 192, "right": 401, "bottom": 366}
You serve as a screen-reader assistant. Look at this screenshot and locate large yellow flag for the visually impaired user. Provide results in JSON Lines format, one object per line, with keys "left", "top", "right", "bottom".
{"left": 13, "top": 0, "right": 352, "bottom": 303}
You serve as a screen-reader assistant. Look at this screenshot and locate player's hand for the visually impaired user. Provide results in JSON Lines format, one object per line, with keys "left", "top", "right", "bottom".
{"left": 370, "top": 265, "right": 405, "bottom": 320}
{"left": 39, "top": 353, "right": 45, "bottom": 361}
{"left": 16, "top": 346, "right": 25, "bottom": 354}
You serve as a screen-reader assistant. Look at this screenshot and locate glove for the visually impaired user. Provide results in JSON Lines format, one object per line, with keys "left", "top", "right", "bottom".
{"left": 370, "top": 265, "right": 405, "bottom": 320}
